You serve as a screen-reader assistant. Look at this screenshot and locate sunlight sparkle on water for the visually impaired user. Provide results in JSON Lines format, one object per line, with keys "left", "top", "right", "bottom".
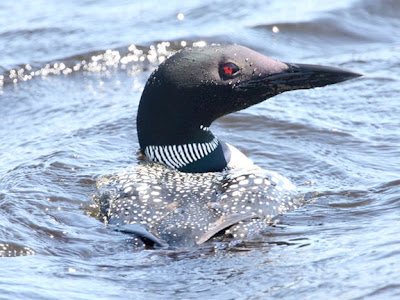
{"left": 193, "top": 41, "right": 207, "bottom": 48}
{"left": 177, "top": 13, "right": 184, "bottom": 20}
{"left": 0, "top": 41, "right": 177, "bottom": 92}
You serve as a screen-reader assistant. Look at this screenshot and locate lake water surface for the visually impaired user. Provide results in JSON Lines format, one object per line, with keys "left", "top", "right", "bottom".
{"left": 1, "top": 0, "right": 399, "bottom": 299}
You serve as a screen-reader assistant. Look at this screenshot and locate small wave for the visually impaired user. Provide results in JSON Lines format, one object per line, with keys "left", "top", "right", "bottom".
{"left": 251, "top": 0, "right": 400, "bottom": 45}
{"left": 0, "top": 242, "right": 35, "bottom": 258}
{"left": 253, "top": 19, "right": 377, "bottom": 43}
{"left": 0, "top": 42, "right": 172, "bottom": 92}
{"left": 0, "top": 39, "right": 215, "bottom": 94}
{"left": 0, "top": 27, "right": 69, "bottom": 39}
{"left": 360, "top": 284, "right": 400, "bottom": 299}
{"left": 313, "top": 178, "right": 400, "bottom": 216}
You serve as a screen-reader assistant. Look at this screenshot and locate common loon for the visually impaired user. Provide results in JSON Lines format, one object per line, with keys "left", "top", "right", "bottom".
{"left": 95, "top": 44, "right": 361, "bottom": 248}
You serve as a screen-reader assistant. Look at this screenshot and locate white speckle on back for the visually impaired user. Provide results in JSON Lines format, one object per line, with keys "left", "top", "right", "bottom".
{"left": 94, "top": 153, "right": 304, "bottom": 247}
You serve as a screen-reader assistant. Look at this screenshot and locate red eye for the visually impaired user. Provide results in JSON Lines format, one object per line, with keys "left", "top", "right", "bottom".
{"left": 221, "top": 62, "right": 239, "bottom": 76}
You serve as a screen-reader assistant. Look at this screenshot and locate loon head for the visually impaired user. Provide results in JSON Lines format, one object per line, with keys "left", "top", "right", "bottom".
{"left": 137, "top": 44, "right": 361, "bottom": 173}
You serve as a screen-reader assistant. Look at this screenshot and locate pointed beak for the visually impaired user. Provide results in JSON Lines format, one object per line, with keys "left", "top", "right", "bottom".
{"left": 280, "top": 62, "right": 363, "bottom": 90}
{"left": 238, "top": 62, "right": 362, "bottom": 97}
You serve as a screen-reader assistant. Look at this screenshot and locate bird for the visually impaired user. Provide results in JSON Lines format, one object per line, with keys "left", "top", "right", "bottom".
{"left": 95, "top": 43, "right": 361, "bottom": 248}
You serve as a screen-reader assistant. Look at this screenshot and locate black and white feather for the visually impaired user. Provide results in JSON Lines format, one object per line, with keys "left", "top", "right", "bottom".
{"left": 144, "top": 137, "right": 219, "bottom": 169}
{"left": 94, "top": 162, "right": 305, "bottom": 248}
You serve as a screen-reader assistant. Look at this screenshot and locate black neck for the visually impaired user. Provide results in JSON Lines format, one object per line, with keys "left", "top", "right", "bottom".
{"left": 137, "top": 83, "right": 230, "bottom": 173}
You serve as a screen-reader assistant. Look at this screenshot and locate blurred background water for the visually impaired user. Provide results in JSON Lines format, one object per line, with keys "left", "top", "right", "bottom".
{"left": 0, "top": 0, "right": 399, "bottom": 299}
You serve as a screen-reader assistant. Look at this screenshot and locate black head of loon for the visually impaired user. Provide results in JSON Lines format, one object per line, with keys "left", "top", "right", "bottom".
{"left": 137, "top": 44, "right": 362, "bottom": 173}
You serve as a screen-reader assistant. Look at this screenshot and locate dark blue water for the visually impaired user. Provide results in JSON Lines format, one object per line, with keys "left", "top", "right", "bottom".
{"left": 1, "top": 0, "right": 399, "bottom": 299}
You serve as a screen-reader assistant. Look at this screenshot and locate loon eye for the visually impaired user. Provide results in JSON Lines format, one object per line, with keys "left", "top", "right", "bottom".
{"left": 221, "top": 62, "right": 239, "bottom": 77}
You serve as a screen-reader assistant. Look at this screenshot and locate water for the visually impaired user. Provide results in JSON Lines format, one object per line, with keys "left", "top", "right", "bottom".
{"left": 1, "top": 0, "right": 399, "bottom": 298}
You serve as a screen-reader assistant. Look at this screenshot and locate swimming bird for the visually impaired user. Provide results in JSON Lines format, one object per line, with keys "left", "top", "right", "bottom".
{"left": 95, "top": 44, "right": 361, "bottom": 248}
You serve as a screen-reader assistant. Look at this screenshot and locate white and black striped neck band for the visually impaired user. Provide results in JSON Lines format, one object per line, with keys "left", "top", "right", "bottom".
{"left": 143, "top": 137, "right": 219, "bottom": 169}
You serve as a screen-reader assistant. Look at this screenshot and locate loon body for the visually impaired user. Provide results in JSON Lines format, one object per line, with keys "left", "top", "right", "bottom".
{"left": 95, "top": 44, "right": 361, "bottom": 248}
